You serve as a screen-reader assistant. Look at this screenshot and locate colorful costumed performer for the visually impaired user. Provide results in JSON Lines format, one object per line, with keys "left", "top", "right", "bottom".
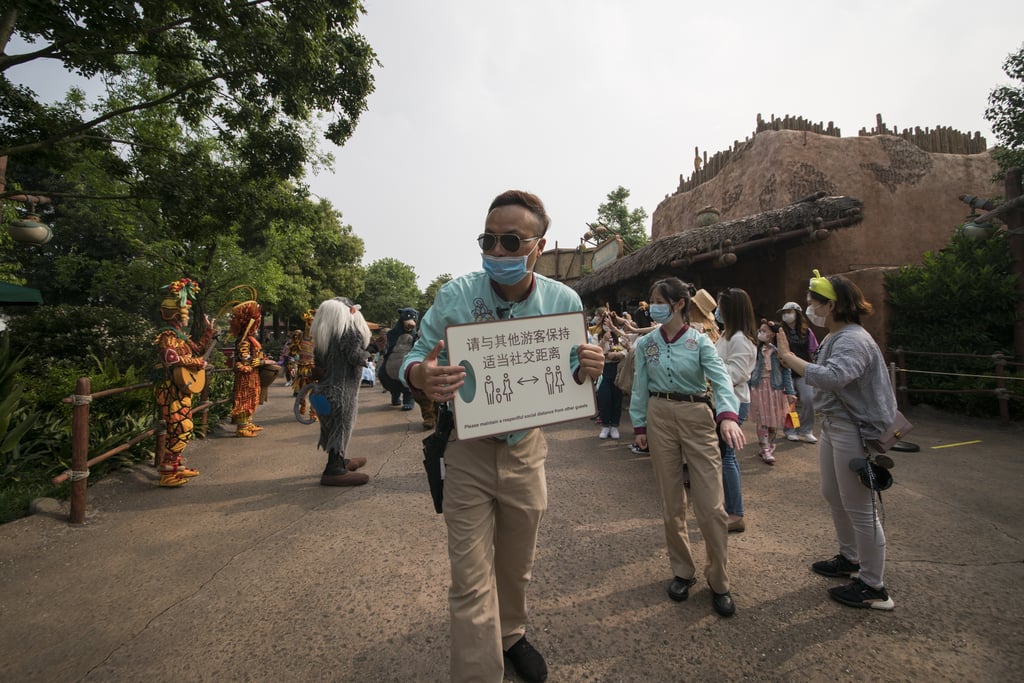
{"left": 291, "top": 309, "right": 318, "bottom": 420}
{"left": 226, "top": 286, "right": 268, "bottom": 437}
{"left": 303, "top": 297, "right": 373, "bottom": 486}
{"left": 152, "top": 278, "right": 216, "bottom": 487}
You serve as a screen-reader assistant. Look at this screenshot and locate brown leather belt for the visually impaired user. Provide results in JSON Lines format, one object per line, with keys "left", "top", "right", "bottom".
{"left": 650, "top": 391, "right": 710, "bottom": 404}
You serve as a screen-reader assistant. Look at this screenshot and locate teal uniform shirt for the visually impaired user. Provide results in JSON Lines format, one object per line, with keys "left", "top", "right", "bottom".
{"left": 629, "top": 324, "right": 740, "bottom": 433}
{"left": 401, "top": 271, "right": 585, "bottom": 444}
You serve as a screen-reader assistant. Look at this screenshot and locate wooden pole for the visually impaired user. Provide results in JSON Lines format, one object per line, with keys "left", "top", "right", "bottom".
{"left": 1003, "top": 168, "right": 1024, "bottom": 364}
{"left": 994, "top": 353, "right": 1009, "bottom": 426}
{"left": 68, "top": 377, "right": 91, "bottom": 525}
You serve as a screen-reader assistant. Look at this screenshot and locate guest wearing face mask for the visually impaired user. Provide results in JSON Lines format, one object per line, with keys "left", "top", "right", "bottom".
{"left": 713, "top": 288, "right": 757, "bottom": 532}
{"left": 748, "top": 320, "right": 797, "bottom": 464}
{"left": 778, "top": 302, "right": 819, "bottom": 443}
{"left": 777, "top": 269, "right": 897, "bottom": 611}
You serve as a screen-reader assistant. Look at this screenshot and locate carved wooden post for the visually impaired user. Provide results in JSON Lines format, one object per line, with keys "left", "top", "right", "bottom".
{"left": 895, "top": 349, "right": 909, "bottom": 409}
{"left": 68, "top": 377, "right": 91, "bottom": 525}
{"left": 993, "top": 353, "right": 1009, "bottom": 426}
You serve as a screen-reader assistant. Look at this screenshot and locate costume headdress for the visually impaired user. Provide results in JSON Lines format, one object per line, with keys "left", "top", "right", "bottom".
{"left": 218, "top": 285, "right": 262, "bottom": 339}
{"left": 808, "top": 269, "right": 837, "bottom": 301}
{"left": 160, "top": 278, "right": 201, "bottom": 321}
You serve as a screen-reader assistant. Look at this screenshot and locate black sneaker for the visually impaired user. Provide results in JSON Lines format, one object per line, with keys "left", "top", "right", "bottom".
{"left": 811, "top": 554, "right": 860, "bottom": 578}
{"left": 504, "top": 636, "right": 548, "bottom": 683}
{"left": 710, "top": 587, "right": 736, "bottom": 618}
{"left": 828, "top": 577, "right": 895, "bottom": 610}
{"left": 667, "top": 576, "right": 697, "bottom": 602}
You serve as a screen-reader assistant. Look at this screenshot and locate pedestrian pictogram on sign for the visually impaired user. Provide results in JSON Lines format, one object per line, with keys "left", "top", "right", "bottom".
{"left": 445, "top": 312, "right": 597, "bottom": 439}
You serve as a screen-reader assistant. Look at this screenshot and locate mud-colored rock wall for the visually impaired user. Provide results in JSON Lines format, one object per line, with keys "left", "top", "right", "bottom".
{"left": 652, "top": 129, "right": 1001, "bottom": 346}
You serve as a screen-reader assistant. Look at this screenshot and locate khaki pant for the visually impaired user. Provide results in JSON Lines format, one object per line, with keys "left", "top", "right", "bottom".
{"left": 443, "top": 429, "right": 547, "bottom": 683}
{"left": 647, "top": 398, "right": 730, "bottom": 593}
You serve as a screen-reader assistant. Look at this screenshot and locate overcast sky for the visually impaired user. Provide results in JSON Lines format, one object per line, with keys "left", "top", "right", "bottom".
{"left": 9, "top": 1, "right": 1024, "bottom": 290}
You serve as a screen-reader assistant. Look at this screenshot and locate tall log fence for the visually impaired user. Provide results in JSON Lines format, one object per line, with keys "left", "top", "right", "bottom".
{"left": 678, "top": 113, "right": 987, "bottom": 194}
{"left": 52, "top": 369, "right": 232, "bottom": 524}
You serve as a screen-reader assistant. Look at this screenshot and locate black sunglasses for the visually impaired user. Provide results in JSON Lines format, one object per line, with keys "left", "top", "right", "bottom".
{"left": 477, "top": 233, "right": 542, "bottom": 252}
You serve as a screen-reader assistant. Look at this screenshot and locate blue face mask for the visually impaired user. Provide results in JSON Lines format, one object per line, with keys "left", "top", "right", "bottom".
{"left": 482, "top": 253, "right": 531, "bottom": 286}
{"left": 714, "top": 307, "right": 723, "bottom": 324}
{"left": 482, "top": 242, "right": 539, "bottom": 286}
{"left": 649, "top": 303, "right": 673, "bottom": 324}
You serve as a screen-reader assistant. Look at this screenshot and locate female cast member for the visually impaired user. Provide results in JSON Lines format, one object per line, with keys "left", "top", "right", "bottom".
{"left": 630, "top": 277, "right": 745, "bottom": 618}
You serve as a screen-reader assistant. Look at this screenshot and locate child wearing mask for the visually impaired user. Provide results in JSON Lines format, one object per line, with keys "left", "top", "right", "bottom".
{"left": 778, "top": 302, "right": 819, "bottom": 442}
{"left": 748, "top": 319, "right": 797, "bottom": 464}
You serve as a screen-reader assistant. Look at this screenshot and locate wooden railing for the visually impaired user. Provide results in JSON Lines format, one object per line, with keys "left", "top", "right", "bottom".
{"left": 889, "top": 349, "right": 1023, "bottom": 425}
{"left": 53, "top": 370, "right": 230, "bottom": 524}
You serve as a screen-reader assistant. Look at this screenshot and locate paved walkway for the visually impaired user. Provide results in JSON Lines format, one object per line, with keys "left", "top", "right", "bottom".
{"left": 1, "top": 380, "right": 1022, "bottom": 681}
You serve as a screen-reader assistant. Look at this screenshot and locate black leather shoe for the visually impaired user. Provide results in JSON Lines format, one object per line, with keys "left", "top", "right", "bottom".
{"left": 504, "top": 636, "right": 548, "bottom": 683}
{"left": 667, "top": 576, "right": 697, "bottom": 602}
{"left": 711, "top": 587, "right": 736, "bottom": 617}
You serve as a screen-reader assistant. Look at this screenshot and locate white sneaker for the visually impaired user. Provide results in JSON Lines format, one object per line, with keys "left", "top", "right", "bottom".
{"left": 786, "top": 433, "right": 800, "bottom": 442}
{"left": 599, "top": 427, "right": 611, "bottom": 439}
{"left": 609, "top": 427, "right": 620, "bottom": 439}
{"left": 799, "top": 433, "right": 818, "bottom": 443}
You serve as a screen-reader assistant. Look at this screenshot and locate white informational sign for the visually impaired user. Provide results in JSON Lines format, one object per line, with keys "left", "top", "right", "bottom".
{"left": 445, "top": 312, "right": 597, "bottom": 440}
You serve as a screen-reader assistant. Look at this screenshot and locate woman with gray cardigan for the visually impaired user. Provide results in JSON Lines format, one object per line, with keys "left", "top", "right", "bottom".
{"left": 777, "top": 270, "right": 897, "bottom": 611}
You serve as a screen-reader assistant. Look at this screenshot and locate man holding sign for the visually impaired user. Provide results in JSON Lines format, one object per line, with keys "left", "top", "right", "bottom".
{"left": 403, "top": 190, "right": 604, "bottom": 683}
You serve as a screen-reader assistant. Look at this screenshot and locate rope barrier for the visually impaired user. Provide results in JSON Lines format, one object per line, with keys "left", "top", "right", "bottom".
{"left": 896, "top": 368, "right": 1024, "bottom": 382}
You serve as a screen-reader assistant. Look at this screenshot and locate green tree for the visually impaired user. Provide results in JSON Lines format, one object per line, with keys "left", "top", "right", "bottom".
{"left": 1, "top": 1, "right": 377, "bottom": 188}
{"left": 270, "top": 200, "right": 367, "bottom": 322}
{"left": 593, "top": 186, "right": 649, "bottom": 252}
{"left": 360, "top": 258, "right": 420, "bottom": 326}
{"left": 886, "top": 229, "right": 1018, "bottom": 415}
{"left": 6, "top": 56, "right": 365, "bottom": 335}
{"left": 418, "top": 273, "right": 452, "bottom": 315}
{"left": 986, "top": 45, "right": 1024, "bottom": 175}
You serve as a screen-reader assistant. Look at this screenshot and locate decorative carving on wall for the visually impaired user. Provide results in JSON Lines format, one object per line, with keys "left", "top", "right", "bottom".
{"left": 860, "top": 137, "right": 934, "bottom": 193}
{"left": 786, "top": 163, "right": 839, "bottom": 203}
{"left": 758, "top": 174, "right": 777, "bottom": 212}
{"left": 721, "top": 184, "right": 744, "bottom": 215}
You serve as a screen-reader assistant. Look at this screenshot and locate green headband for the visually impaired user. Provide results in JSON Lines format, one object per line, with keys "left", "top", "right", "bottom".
{"left": 808, "top": 269, "right": 837, "bottom": 301}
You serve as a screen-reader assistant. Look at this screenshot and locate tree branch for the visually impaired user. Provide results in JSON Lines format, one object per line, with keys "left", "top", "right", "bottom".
{"left": 0, "top": 74, "right": 221, "bottom": 157}
{"left": 1, "top": 190, "right": 157, "bottom": 202}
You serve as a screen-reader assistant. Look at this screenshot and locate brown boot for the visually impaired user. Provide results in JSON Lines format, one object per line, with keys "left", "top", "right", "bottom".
{"left": 345, "top": 457, "right": 367, "bottom": 471}
{"left": 416, "top": 393, "right": 437, "bottom": 430}
{"left": 320, "top": 471, "right": 370, "bottom": 486}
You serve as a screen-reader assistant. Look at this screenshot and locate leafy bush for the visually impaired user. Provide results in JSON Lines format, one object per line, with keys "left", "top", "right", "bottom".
{"left": 886, "top": 228, "right": 1021, "bottom": 416}
{"left": 0, "top": 322, "right": 234, "bottom": 524}
{"left": 6, "top": 304, "right": 156, "bottom": 374}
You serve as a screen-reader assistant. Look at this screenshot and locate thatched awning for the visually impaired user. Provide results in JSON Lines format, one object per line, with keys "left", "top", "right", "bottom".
{"left": 574, "top": 193, "right": 863, "bottom": 299}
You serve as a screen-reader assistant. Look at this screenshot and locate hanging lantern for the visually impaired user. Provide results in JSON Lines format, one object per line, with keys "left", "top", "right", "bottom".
{"left": 7, "top": 214, "right": 53, "bottom": 245}
{"left": 696, "top": 206, "right": 720, "bottom": 227}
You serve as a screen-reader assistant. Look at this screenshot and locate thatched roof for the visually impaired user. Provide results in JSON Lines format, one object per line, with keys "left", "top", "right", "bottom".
{"left": 574, "top": 193, "right": 863, "bottom": 299}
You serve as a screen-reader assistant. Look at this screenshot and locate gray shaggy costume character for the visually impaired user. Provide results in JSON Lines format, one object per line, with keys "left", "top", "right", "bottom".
{"left": 308, "top": 297, "right": 372, "bottom": 486}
